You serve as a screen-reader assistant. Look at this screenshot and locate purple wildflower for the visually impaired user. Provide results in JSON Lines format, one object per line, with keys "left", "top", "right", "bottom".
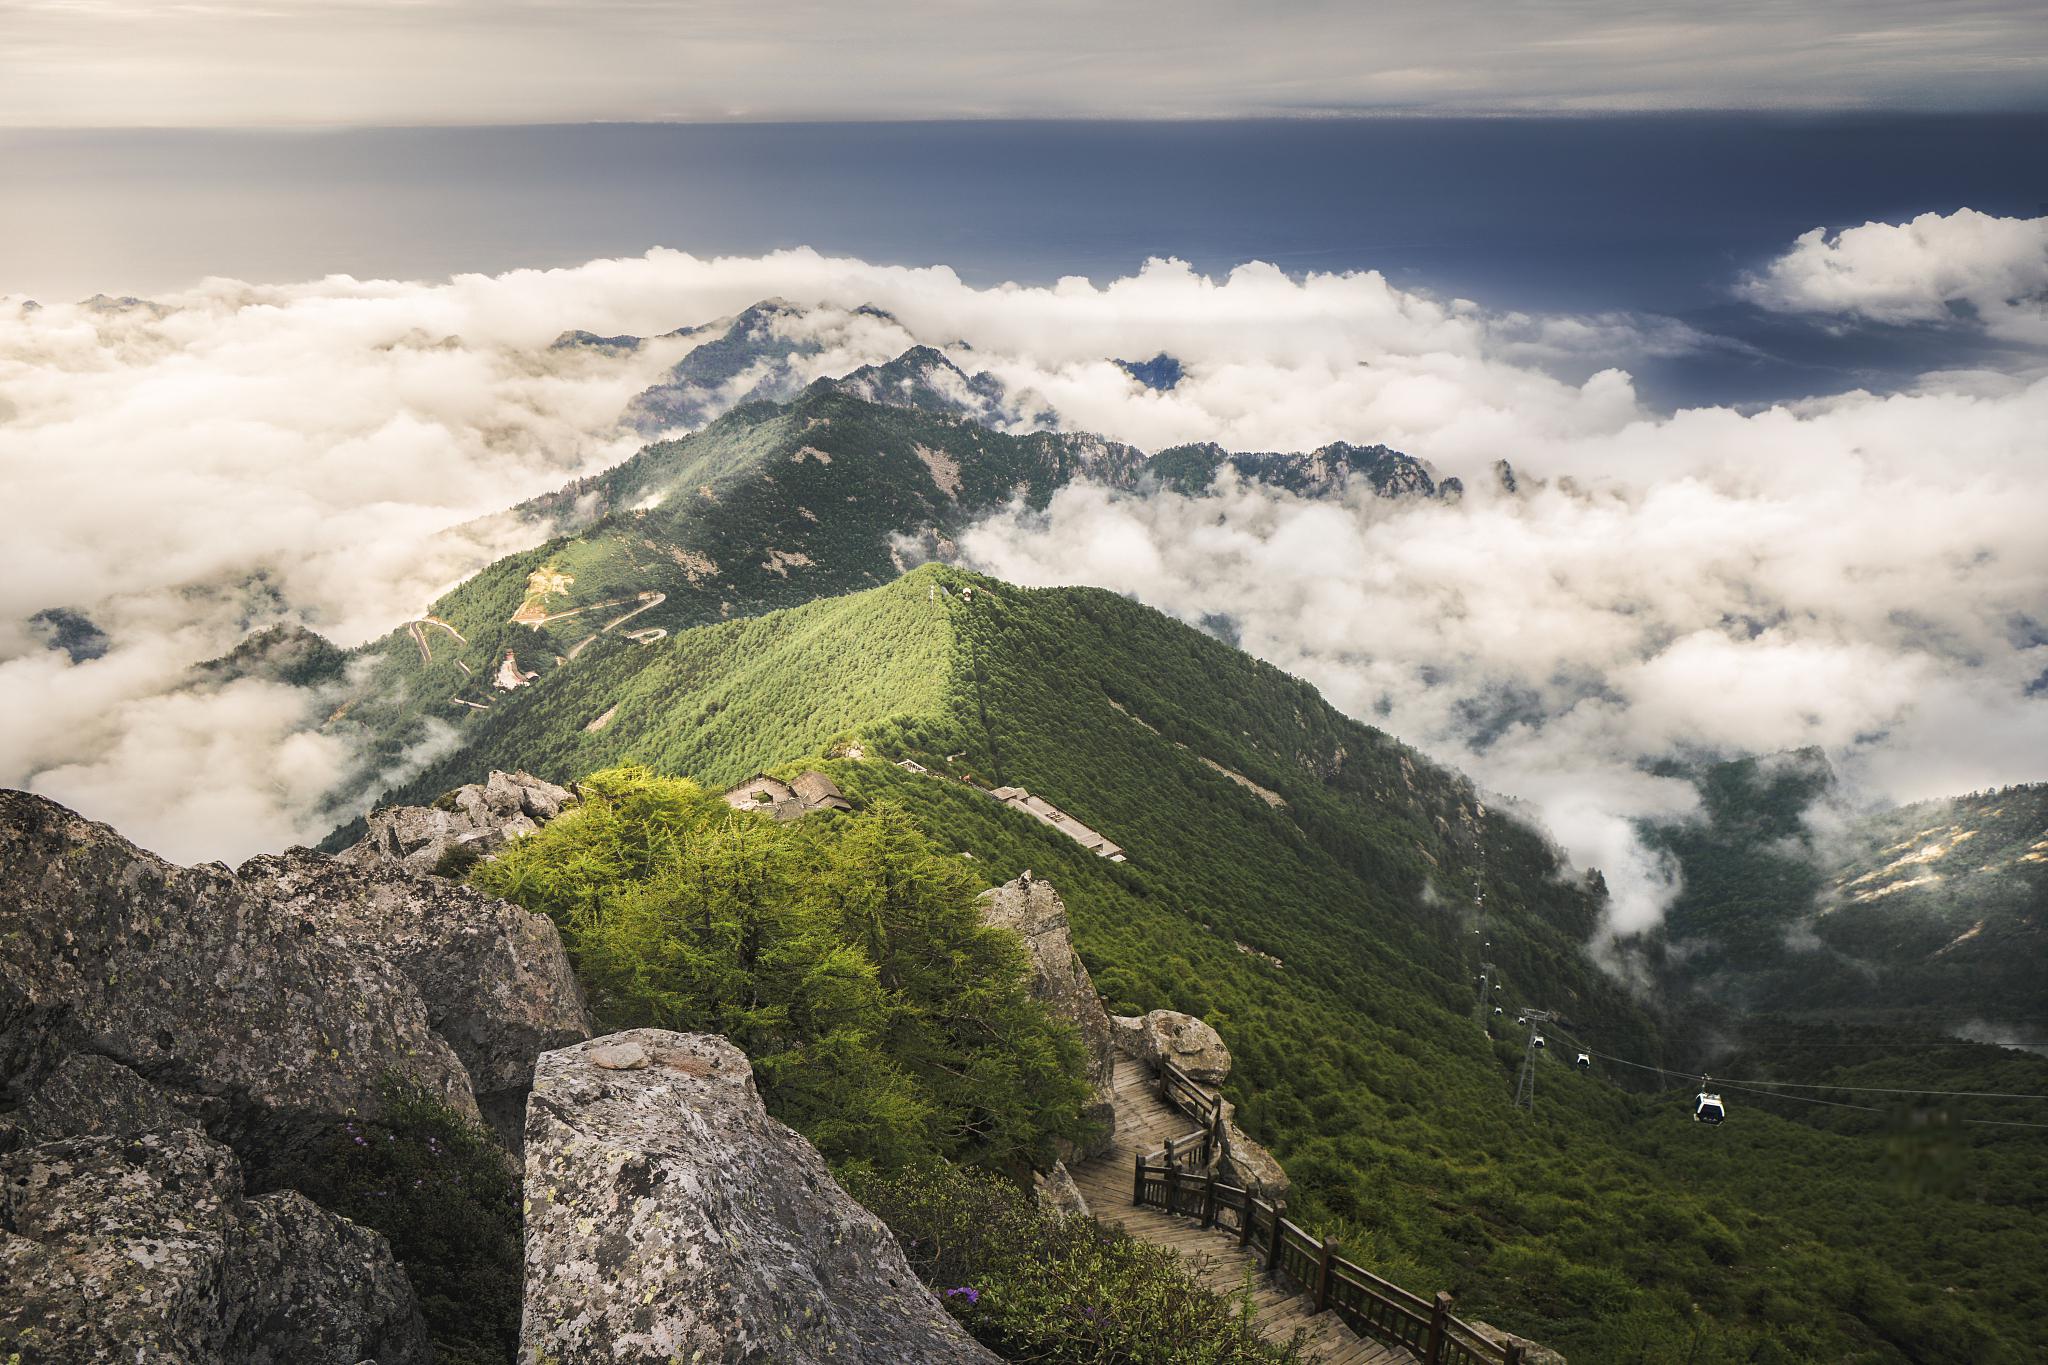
{"left": 945, "top": 1287, "right": 980, "bottom": 1306}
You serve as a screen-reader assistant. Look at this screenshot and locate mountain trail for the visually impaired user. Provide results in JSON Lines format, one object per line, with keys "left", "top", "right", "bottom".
{"left": 1071, "top": 1057, "right": 1416, "bottom": 1365}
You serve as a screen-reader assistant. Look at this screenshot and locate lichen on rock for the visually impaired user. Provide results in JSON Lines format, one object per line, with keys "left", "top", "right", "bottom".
{"left": 0, "top": 1126, "right": 429, "bottom": 1363}
{"left": 520, "top": 1029, "right": 999, "bottom": 1364}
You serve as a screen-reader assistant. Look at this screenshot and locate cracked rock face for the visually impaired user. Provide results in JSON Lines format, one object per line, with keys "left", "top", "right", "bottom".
{"left": 243, "top": 846, "right": 592, "bottom": 1137}
{"left": 342, "top": 770, "right": 575, "bottom": 876}
{"left": 0, "top": 1126, "right": 429, "bottom": 1363}
{"left": 0, "top": 790, "right": 479, "bottom": 1148}
{"left": 520, "top": 1030, "right": 999, "bottom": 1365}
{"left": 0, "top": 788, "right": 589, "bottom": 1167}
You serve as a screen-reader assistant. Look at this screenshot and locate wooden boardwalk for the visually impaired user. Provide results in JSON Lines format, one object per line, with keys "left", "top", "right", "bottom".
{"left": 1070, "top": 1058, "right": 1418, "bottom": 1365}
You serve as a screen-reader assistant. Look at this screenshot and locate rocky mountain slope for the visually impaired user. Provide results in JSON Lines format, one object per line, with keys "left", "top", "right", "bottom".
{"left": 0, "top": 778, "right": 1057, "bottom": 1363}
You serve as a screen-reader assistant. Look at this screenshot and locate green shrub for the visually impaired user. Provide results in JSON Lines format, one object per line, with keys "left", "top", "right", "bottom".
{"left": 849, "top": 1160, "right": 1304, "bottom": 1365}
{"left": 472, "top": 765, "right": 1091, "bottom": 1172}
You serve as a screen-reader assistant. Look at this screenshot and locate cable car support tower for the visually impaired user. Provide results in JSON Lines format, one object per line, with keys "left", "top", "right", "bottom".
{"left": 1514, "top": 1008, "right": 1556, "bottom": 1112}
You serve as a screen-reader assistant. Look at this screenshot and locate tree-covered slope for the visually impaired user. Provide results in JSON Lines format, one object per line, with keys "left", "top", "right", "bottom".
{"left": 1641, "top": 752, "right": 2046, "bottom": 1030}
{"left": 352, "top": 564, "right": 2048, "bottom": 1363}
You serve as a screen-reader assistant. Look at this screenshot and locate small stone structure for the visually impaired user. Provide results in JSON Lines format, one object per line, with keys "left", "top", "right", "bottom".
{"left": 988, "top": 786, "right": 1126, "bottom": 861}
{"left": 722, "top": 769, "right": 852, "bottom": 821}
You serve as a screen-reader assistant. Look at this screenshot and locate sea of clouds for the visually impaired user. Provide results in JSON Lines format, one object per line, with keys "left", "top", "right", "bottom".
{"left": 1, "top": 209, "right": 2043, "bottom": 946}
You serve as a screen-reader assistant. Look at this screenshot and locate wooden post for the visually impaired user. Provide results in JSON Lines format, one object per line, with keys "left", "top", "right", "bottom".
{"left": 1313, "top": 1237, "right": 1336, "bottom": 1313}
{"left": 1201, "top": 1175, "right": 1217, "bottom": 1228}
{"left": 1504, "top": 1344, "right": 1524, "bottom": 1365}
{"left": 1131, "top": 1151, "right": 1144, "bottom": 1207}
{"left": 1426, "top": 1290, "right": 1453, "bottom": 1365}
{"left": 1211, "top": 1095, "right": 1225, "bottom": 1166}
{"left": 1266, "top": 1202, "right": 1285, "bottom": 1276}
{"left": 1238, "top": 1197, "right": 1255, "bottom": 1247}
{"left": 1166, "top": 1163, "right": 1180, "bottom": 1217}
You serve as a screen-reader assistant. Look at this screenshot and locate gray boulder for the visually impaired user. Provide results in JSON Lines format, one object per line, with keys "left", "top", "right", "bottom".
{"left": 0, "top": 789, "right": 589, "bottom": 1167}
{"left": 521, "top": 1030, "right": 998, "bottom": 1365}
{"left": 1034, "top": 1160, "right": 1092, "bottom": 1218}
{"left": 342, "top": 769, "right": 574, "bottom": 876}
{"left": 0, "top": 1126, "right": 429, "bottom": 1363}
{"left": 1469, "top": 1320, "right": 1568, "bottom": 1365}
{"left": 1121, "top": 1009, "right": 1233, "bottom": 1086}
{"left": 978, "top": 871, "right": 1116, "bottom": 1156}
{"left": 1215, "top": 1097, "right": 1290, "bottom": 1199}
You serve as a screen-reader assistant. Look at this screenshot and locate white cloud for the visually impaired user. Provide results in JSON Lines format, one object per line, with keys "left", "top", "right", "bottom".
{"left": 1, "top": 231, "right": 2042, "bottom": 936}
{"left": 1741, "top": 209, "right": 2048, "bottom": 343}
{"left": 958, "top": 375, "right": 2048, "bottom": 941}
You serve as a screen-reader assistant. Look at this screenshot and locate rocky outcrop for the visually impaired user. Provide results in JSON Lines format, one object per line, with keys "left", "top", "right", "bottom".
{"left": 1470, "top": 1320, "right": 1567, "bottom": 1365}
{"left": 1215, "top": 1098, "right": 1289, "bottom": 1199}
{"left": 0, "top": 1126, "right": 429, "bottom": 1363}
{"left": 17, "top": 1051, "right": 202, "bottom": 1143}
{"left": 0, "top": 790, "right": 478, "bottom": 1144}
{"left": 1115, "top": 1009, "right": 1233, "bottom": 1086}
{"left": 1034, "top": 1160, "right": 1092, "bottom": 1219}
{"left": 244, "top": 847, "right": 592, "bottom": 1140}
{"left": 979, "top": 871, "right": 1116, "bottom": 1157}
{"left": 1106, "top": 1007, "right": 1285, "bottom": 1194}
{"left": 521, "top": 1030, "right": 998, "bottom": 1365}
{"left": 343, "top": 769, "right": 575, "bottom": 876}
{"left": 979, "top": 872, "right": 1114, "bottom": 1089}
{"left": 0, "top": 788, "right": 589, "bottom": 1166}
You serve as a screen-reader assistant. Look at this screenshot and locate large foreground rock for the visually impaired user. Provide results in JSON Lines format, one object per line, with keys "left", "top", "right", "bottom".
{"left": 343, "top": 769, "right": 575, "bottom": 875}
{"left": 0, "top": 789, "right": 589, "bottom": 1166}
{"left": 521, "top": 1030, "right": 998, "bottom": 1365}
{"left": 978, "top": 871, "right": 1116, "bottom": 1157}
{"left": 0, "top": 1126, "right": 429, "bottom": 1363}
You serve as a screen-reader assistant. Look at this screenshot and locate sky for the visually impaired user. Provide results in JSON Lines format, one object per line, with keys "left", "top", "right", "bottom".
{"left": 3, "top": 0, "right": 2047, "bottom": 126}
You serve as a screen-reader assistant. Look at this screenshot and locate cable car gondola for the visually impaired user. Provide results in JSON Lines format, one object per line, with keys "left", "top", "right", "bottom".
{"left": 1531, "top": 1034, "right": 1546, "bottom": 1049}
{"left": 1574, "top": 1051, "right": 1591, "bottom": 1071}
{"left": 1693, "top": 1088, "right": 1726, "bottom": 1125}
{"left": 1493, "top": 1006, "right": 1503, "bottom": 1016}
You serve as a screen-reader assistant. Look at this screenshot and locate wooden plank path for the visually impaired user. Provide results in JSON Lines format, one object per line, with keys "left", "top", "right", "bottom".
{"left": 1070, "top": 1057, "right": 1417, "bottom": 1365}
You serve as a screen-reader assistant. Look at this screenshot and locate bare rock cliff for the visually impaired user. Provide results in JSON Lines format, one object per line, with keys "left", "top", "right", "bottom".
{"left": 0, "top": 788, "right": 590, "bottom": 1164}
{"left": 978, "top": 870, "right": 1117, "bottom": 1157}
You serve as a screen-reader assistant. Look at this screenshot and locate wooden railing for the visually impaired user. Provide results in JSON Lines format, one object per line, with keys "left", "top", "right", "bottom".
{"left": 1131, "top": 1059, "right": 1525, "bottom": 1365}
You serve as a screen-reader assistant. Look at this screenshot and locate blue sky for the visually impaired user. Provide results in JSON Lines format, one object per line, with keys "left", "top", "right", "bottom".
{"left": 3, "top": 0, "right": 2045, "bottom": 125}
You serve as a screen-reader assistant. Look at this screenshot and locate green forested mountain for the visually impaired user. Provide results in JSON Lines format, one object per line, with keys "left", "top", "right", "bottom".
{"left": 1642, "top": 752, "right": 2046, "bottom": 1030}
{"left": 259, "top": 336, "right": 2048, "bottom": 1361}
{"left": 305, "top": 371, "right": 1455, "bottom": 786}
{"left": 350, "top": 564, "right": 2047, "bottom": 1363}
